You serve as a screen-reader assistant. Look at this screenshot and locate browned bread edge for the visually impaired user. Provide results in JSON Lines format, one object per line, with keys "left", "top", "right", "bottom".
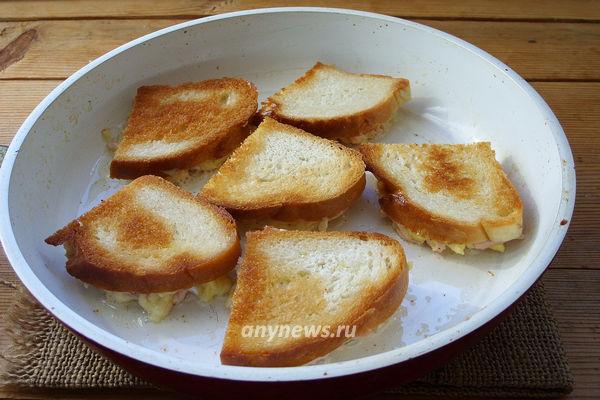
{"left": 109, "top": 78, "right": 258, "bottom": 180}
{"left": 260, "top": 62, "right": 410, "bottom": 143}
{"left": 45, "top": 176, "right": 241, "bottom": 293}
{"left": 206, "top": 172, "right": 366, "bottom": 222}
{"left": 360, "top": 144, "right": 523, "bottom": 245}
{"left": 109, "top": 122, "right": 252, "bottom": 180}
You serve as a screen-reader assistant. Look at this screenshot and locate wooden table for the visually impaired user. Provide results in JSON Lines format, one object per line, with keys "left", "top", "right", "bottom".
{"left": 0, "top": 1, "right": 598, "bottom": 399}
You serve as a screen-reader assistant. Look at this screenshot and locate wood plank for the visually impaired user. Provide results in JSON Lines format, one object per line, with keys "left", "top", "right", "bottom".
{"left": 1, "top": 19, "right": 599, "bottom": 80}
{"left": 0, "top": 268, "right": 597, "bottom": 399}
{"left": 0, "top": 80, "right": 59, "bottom": 145}
{"left": 0, "top": 0, "right": 599, "bottom": 22}
{"left": 0, "top": 19, "right": 174, "bottom": 79}
{"left": 531, "top": 82, "right": 600, "bottom": 270}
{"left": 426, "top": 20, "right": 600, "bottom": 81}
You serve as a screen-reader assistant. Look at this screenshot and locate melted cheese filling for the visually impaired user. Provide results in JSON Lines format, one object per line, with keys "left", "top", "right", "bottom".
{"left": 238, "top": 211, "right": 346, "bottom": 233}
{"left": 193, "top": 275, "right": 234, "bottom": 302}
{"left": 377, "top": 181, "right": 507, "bottom": 255}
{"left": 105, "top": 275, "right": 233, "bottom": 322}
{"left": 392, "top": 222, "right": 506, "bottom": 255}
{"left": 163, "top": 155, "right": 230, "bottom": 186}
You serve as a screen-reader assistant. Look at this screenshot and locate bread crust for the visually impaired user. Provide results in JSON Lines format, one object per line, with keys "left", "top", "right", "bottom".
{"left": 201, "top": 118, "right": 366, "bottom": 222}
{"left": 380, "top": 191, "right": 488, "bottom": 244}
{"left": 260, "top": 62, "right": 410, "bottom": 144}
{"left": 45, "top": 176, "right": 241, "bottom": 293}
{"left": 220, "top": 229, "right": 408, "bottom": 367}
{"left": 110, "top": 79, "right": 258, "bottom": 179}
{"left": 110, "top": 123, "right": 253, "bottom": 180}
{"left": 359, "top": 143, "right": 523, "bottom": 245}
{"left": 211, "top": 173, "right": 366, "bottom": 222}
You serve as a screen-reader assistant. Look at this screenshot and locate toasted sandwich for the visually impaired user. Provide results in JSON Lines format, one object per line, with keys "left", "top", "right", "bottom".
{"left": 45, "top": 175, "right": 240, "bottom": 321}
{"left": 110, "top": 78, "right": 258, "bottom": 180}
{"left": 200, "top": 117, "right": 366, "bottom": 230}
{"left": 359, "top": 142, "right": 523, "bottom": 254}
{"left": 260, "top": 62, "right": 410, "bottom": 144}
{"left": 221, "top": 228, "right": 408, "bottom": 366}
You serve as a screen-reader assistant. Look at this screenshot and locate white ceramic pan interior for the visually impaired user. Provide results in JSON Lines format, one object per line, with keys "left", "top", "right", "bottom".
{"left": 0, "top": 8, "right": 575, "bottom": 381}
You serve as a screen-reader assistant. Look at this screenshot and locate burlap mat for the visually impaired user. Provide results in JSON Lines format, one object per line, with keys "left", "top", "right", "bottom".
{"left": 0, "top": 283, "right": 572, "bottom": 398}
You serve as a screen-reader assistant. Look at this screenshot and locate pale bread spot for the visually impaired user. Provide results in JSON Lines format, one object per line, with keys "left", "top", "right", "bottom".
{"left": 160, "top": 89, "right": 211, "bottom": 104}
{"left": 160, "top": 89, "right": 239, "bottom": 106}
{"left": 123, "top": 139, "right": 198, "bottom": 158}
{"left": 278, "top": 68, "right": 399, "bottom": 118}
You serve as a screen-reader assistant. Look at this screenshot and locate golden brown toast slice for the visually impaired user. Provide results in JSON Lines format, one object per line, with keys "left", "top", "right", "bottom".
{"left": 359, "top": 142, "right": 523, "bottom": 254}
{"left": 260, "top": 62, "right": 410, "bottom": 144}
{"left": 45, "top": 175, "right": 241, "bottom": 293}
{"left": 221, "top": 228, "right": 408, "bottom": 367}
{"left": 200, "top": 118, "right": 366, "bottom": 227}
{"left": 110, "top": 79, "right": 258, "bottom": 179}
